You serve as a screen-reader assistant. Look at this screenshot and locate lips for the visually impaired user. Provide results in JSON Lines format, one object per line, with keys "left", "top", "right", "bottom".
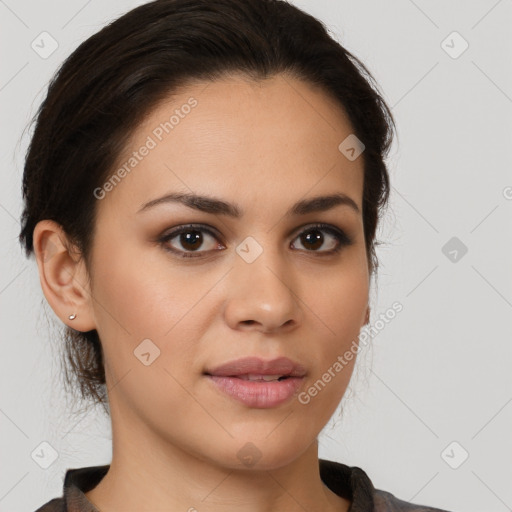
{"left": 204, "top": 356, "right": 307, "bottom": 379}
{"left": 204, "top": 356, "right": 307, "bottom": 408}
{"left": 208, "top": 376, "right": 304, "bottom": 408}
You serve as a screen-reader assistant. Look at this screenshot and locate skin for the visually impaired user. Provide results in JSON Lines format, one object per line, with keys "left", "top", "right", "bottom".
{"left": 33, "top": 72, "right": 370, "bottom": 512}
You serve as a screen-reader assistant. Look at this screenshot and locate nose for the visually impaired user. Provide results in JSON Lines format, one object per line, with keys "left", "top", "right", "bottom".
{"left": 223, "top": 246, "right": 302, "bottom": 335}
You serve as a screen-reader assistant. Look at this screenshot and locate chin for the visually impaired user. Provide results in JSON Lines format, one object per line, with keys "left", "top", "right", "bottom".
{"left": 201, "top": 437, "right": 310, "bottom": 472}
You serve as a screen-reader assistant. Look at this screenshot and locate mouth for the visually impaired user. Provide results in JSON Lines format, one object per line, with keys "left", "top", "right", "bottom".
{"left": 204, "top": 355, "right": 307, "bottom": 379}
{"left": 203, "top": 356, "right": 306, "bottom": 408}
{"left": 204, "top": 373, "right": 292, "bottom": 381}
{"left": 227, "top": 374, "right": 290, "bottom": 381}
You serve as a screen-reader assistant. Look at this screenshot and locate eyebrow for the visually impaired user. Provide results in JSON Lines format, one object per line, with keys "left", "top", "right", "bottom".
{"left": 137, "top": 191, "right": 360, "bottom": 217}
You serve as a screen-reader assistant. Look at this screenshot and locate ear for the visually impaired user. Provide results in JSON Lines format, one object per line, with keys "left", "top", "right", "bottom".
{"left": 33, "top": 220, "right": 96, "bottom": 332}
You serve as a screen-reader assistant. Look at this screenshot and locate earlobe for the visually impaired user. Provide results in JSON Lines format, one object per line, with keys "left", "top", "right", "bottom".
{"left": 33, "top": 220, "right": 96, "bottom": 332}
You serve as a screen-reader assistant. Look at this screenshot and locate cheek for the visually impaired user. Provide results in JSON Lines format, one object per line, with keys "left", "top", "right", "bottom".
{"left": 302, "top": 257, "right": 368, "bottom": 390}
{"left": 90, "top": 253, "right": 208, "bottom": 428}
{"left": 90, "top": 238, "right": 222, "bottom": 390}
{"left": 91, "top": 236, "right": 196, "bottom": 337}
{"left": 309, "top": 254, "right": 369, "bottom": 338}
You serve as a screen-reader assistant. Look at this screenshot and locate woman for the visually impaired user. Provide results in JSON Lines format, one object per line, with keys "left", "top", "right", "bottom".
{"left": 20, "top": 0, "right": 452, "bottom": 510}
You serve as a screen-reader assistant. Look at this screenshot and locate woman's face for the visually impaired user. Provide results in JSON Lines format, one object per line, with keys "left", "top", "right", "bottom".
{"left": 88, "top": 73, "right": 369, "bottom": 469}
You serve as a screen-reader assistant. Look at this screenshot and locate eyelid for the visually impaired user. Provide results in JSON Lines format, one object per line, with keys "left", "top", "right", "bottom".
{"left": 158, "top": 223, "right": 221, "bottom": 243}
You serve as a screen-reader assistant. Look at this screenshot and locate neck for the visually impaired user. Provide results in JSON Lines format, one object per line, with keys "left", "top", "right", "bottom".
{"left": 85, "top": 405, "right": 350, "bottom": 512}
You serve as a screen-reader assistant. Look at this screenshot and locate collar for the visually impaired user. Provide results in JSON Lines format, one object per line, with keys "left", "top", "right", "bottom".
{"left": 62, "top": 459, "right": 375, "bottom": 511}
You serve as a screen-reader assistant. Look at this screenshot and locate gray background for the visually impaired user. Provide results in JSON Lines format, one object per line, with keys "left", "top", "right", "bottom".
{"left": 1, "top": 1, "right": 511, "bottom": 510}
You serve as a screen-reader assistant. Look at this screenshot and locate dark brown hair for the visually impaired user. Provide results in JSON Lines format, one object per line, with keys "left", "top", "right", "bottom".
{"left": 19, "top": 0, "right": 395, "bottom": 411}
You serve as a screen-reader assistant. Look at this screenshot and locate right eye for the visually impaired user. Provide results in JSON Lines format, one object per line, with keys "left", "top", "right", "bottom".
{"left": 158, "top": 224, "right": 225, "bottom": 258}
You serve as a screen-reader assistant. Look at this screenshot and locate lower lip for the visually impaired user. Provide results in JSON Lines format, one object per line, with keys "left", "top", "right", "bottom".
{"left": 206, "top": 375, "right": 304, "bottom": 408}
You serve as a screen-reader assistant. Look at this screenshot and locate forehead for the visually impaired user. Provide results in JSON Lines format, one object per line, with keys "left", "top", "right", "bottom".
{"left": 97, "top": 73, "right": 364, "bottom": 218}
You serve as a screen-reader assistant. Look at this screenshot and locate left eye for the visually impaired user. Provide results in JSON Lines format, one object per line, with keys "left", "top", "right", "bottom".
{"left": 159, "top": 223, "right": 352, "bottom": 259}
{"left": 291, "top": 224, "right": 350, "bottom": 253}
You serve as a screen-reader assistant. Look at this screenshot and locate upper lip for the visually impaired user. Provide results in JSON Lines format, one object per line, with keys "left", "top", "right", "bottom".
{"left": 205, "top": 356, "right": 307, "bottom": 378}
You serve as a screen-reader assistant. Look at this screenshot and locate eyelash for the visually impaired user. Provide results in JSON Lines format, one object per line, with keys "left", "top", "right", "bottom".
{"left": 157, "top": 223, "right": 353, "bottom": 259}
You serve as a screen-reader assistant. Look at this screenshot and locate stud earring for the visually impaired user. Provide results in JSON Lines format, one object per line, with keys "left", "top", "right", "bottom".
{"left": 68, "top": 313, "right": 77, "bottom": 320}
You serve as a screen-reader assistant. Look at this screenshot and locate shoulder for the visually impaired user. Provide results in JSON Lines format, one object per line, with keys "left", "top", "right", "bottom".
{"left": 319, "top": 458, "right": 454, "bottom": 512}
{"left": 33, "top": 464, "right": 109, "bottom": 512}
{"left": 33, "top": 497, "right": 66, "bottom": 512}
{"left": 374, "top": 489, "right": 453, "bottom": 511}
